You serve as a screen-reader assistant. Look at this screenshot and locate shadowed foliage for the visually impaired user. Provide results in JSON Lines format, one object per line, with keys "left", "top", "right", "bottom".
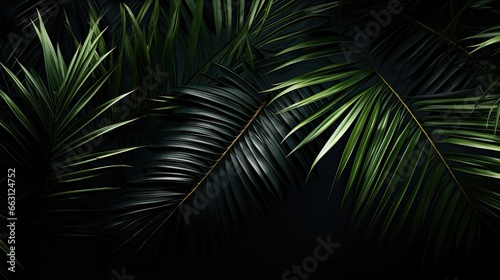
{"left": 0, "top": 0, "right": 499, "bottom": 278}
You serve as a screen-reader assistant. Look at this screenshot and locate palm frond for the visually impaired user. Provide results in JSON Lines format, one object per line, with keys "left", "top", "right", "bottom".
{"left": 0, "top": 13, "right": 137, "bottom": 193}
{"left": 98, "top": 65, "right": 323, "bottom": 263}
{"left": 271, "top": 0, "right": 500, "bottom": 263}
{"left": 2, "top": 0, "right": 499, "bottom": 275}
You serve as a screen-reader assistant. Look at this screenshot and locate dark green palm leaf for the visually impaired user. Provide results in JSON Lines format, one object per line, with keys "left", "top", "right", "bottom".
{"left": 0, "top": 14, "right": 138, "bottom": 195}
{"left": 99, "top": 66, "right": 323, "bottom": 262}
{"left": 271, "top": 0, "right": 500, "bottom": 263}
{"left": 2, "top": 0, "right": 499, "bottom": 276}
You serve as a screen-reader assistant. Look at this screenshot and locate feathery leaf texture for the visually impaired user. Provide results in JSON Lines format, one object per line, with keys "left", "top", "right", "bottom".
{"left": 0, "top": 0, "right": 499, "bottom": 271}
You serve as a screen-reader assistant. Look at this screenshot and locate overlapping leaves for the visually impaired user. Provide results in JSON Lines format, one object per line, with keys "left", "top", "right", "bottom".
{"left": 271, "top": 1, "right": 500, "bottom": 262}
{"left": 101, "top": 66, "right": 322, "bottom": 261}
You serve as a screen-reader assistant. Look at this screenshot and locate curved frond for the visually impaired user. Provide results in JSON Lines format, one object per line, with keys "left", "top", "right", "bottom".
{"left": 100, "top": 66, "right": 322, "bottom": 261}
{"left": 272, "top": 0, "right": 500, "bottom": 262}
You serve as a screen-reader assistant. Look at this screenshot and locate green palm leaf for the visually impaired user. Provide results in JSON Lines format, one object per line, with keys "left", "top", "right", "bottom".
{"left": 271, "top": 0, "right": 500, "bottom": 263}
{"left": 2, "top": 0, "right": 499, "bottom": 275}
{"left": 100, "top": 65, "right": 322, "bottom": 261}
{"left": 0, "top": 13, "right": 137, "bottom": 192}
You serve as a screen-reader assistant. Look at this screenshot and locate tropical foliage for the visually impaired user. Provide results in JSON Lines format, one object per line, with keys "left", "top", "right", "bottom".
{"left": 1, "top": 0, "right": 499, "bottom": 278}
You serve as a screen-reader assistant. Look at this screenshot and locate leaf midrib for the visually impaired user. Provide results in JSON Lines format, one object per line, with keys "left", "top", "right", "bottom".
{"left": 168, "top": 99, "right": 269, "bottom": 218}
{"left": 371, "top": 65, "right": 481, "bottom": 219}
